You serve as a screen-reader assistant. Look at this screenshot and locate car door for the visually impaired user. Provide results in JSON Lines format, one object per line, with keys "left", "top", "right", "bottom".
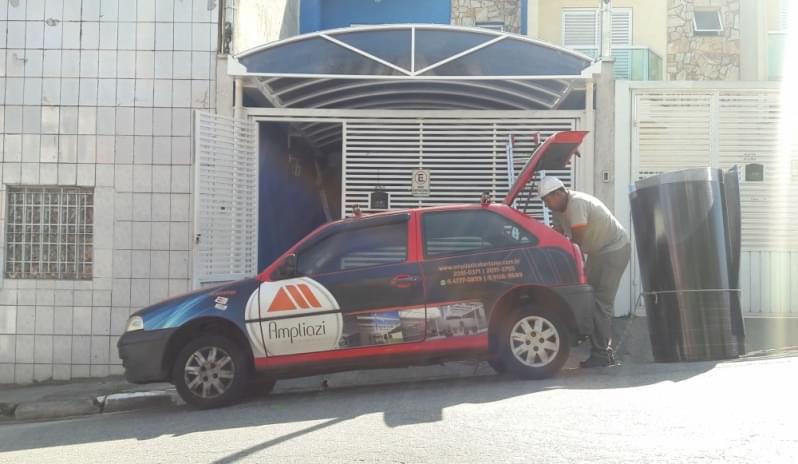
{"left": 419, "top": 209, "right": 540, "bottom": 340}
{"left": 260, "top": 213, "right": 426, "bottom": 357}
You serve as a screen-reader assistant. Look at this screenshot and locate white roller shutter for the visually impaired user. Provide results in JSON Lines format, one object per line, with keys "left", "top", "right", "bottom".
{"left": 343, "top": 117, "right": 578, "bottom": 221}
{"left": 193, "top": 111, "right": 259, "bottom": 286}
{"left": 562, "top": 10, "right": 599, "bottom": 48}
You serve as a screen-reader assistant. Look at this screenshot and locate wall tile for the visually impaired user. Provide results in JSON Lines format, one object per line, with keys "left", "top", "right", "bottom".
{"left": 78, "top": 135, "right": 97, "bottom": 162}
{"left": 131, "top": 221, "right": 151, "bottom": 250}
{"left": 41, "top": 77, "right": 60, "bottom": 104}
{"left": 113, "top": 250, "right": 132, "bottom": 278}
{"left": 97, "top": 135, "right": 115, "bottom": 163}
{"left": 99, "top": 0, "right": 118, "bottom": 21}
{"left": 78, "top": 106, "right": 97, "bottom": 134}
{"left": 152, "top": 165, "right": 171, "bottom": 193}
{"left": 132, "top": 193, "right": 152, "bottom": 220}
{"left": 97, "top": 79, "right": 116, "bottom": 107}
{"left": 53, "top": 306, "right": 74, "bottom": 334}
{"left": 73, "top": 306, "right": 93, "bottom": 335}
{"left": 17, "top": 306, "right": 36, "bottom": 334}
{"left": 21, "top": 162, "right": 40, "bottom": 183}
{"left": 174, "top": 23, "right": 192, "bottom": 51}
{"left": 23, "top": 77, "right": 43, "bottom": 105}
{"left": 0, "top": 306, "right": 16, "bottom": 334}
{"left": 58, "top": 163, "right": 77, "bottom": 184}
{"left": 78, "top": 78, "right": 98, "bottom": 105}
{"left": 152, "top": 136, "right": 170, "bottom": 164}
{"left": 42, "top": 50, "right": 62, "bottom": 77}
{"left": 5, "top": 78, "right": 25, "bottom": 105}
{"left": 71, "top": 335, "right": 91, "bottom": 363}
{"left": 172, "top": 108, "right": 190, "bottom": 136}
{"left": 59, "top": 107, "right": 78, "bottom": 134}
{"left": 40, "top": 162, "right": 58, "bottom": 184}
{"left": 138, "top": 0, "right": 156, "bottom": 22}
{"left": 130, "top": 279, "right": 150, "bottom": 307}
{"left": 96, "top": 106, "right": 116, "bottom": 135}
{"left": 15, "top": 364, "right": 34, "bottom": 384}
{"left": 77, "top": 164, "right": 95, "bottom": 186}
{"left": 133, "top": 135, "right": 153, "bottom": 164}
{"left": 61, "top": 50, "right": 82, "bottom": 78}
{"left": 0, "top": 336, "right": 16, "bottom": 363}
{"left": 41, "top": 106, "right": 59, "bottom": 133}
{"left": 151, "top": 221, "right": 170, "bottom": 250}
{"left": 23, "top": 106, "right": 42, "bottom": 134}
{"left": 150, "top": 251, "right": 170, "bottom": 279}
{"left": 53, "top": 364, "right": 71, "bottom": 380}
{"left": 61, "top": 78, "right": 80, "bottom": 104}
{"left": 110, "top": 307, "right": 129, "bottom": 336}
{"left": 192, "top": 0, "right": 211, "bottom": 23}
{"left": 135, "top": 50, "right": 155, "bottom": 79}
{"left": 35, "top": 306, "right": 54, "bottom": 334}
{"left": 90, "top": 364, "right": 109, "bottom": 378}
{"left": 15, "top": 335, "right": 35, "bottom": 363}
{"left": 6, "top": 49, "right": 27, "bottom": 77}
{"left": 153, "top": 80, "right": 172, "bottom": 107}
{"left": 28, "top": 0, "right": 47, "bottom": 19}
{"left": 82, "top": 0, "right": 101, "bottom": 20}
{"left": 34, "top": 364, "right": 53, "bottom": 382}
{"left": 134, "top": 107, "right": 153, "bottom": 136}
{"left": 151, "top": 193, "right": 171, "bottom": 220}
{"left": 62, "top": 21, "right": 81, "bottom": 49}
{"left": 92, "top": 307, "right": 111, "bottom": 335}
{"left": 171, "top": 165, "right": 190, "bottom": 193}
{"left": 116, "top": 105, "right": 134, "bottom": 134}
{"left": 34, "top": 335, "right": 54, "bottom": 363}
{"left": 0, "top": 364, "right": 15, "bottom": 383}
{"left": 133, "top": 164, "right": 153, "bottom": 192}
{"left": 192, "top": 23, "right": 212, "bottom": 52}
{"left": 150, "top": 278, "right": 169, "bottom": 303}
{"left": 94, "top": 291, "right": 112, "bottom": 307}
{"left": 155, "top": 23, "right": 173, "bottom": 50}
{"left": 114, "top": 193, "right": 132, "bottom": 220}
{"left": 170, "top": 222, "right": 189, "bottom": 251}
{"left": 81, "top": 21, "right": 100, "bottom": 49}
{"left": 114, "top": 165, "right": 132, "bottom": 193}
{"left": 71, "top": 364, "right": 90, "bottom": 378}
{"left": 7, "top": 22, "right": 27, "bottom": 49}
{"left": 97, "top": 52, "right": 116, "bottom": 79}
{"left": 59, "top": 135, "right": 78, "bottom": 163}
{"left": 173, "top": 51, "right": 191, "bottom": 79}
{"left": 174, "top": 0, "right": 193, "bottom": 22}
{"left": 24, "top": 49, "right": 44, "bottom": 77}
{"left": 94, "top": 248, "right": 113, "bottom": 277}
{"left": 171, "top": 194, "right": 190, "bottom": 221}
{"left": 172, "top": 80, "right": 191, "bottom": 107}
{"left": 131, "top": 250, "right": 150, "bottom": 278}
{"left": 95, "top": 164, "right": 114, "bottom": 187}
{"left": 117, "top": 51, "right": 136, "bottom": 79}
{"left": 156, "top": 0, "right": 174, "bottom": 22}
{"left": 169, "top": 251, "right": 189, "bottom": 279}
{"left": 25, "top": 21, "right": 46, "bottom": 49}
{"left": 152, "top": 108, "right": 172, "bottom": 136}
{"left": 46, "top": 0, "right": 65, "bottom": 19}
{"left": 112, "top": 278, "right": 131, "bottom": 307}
{"left": 53, "top": 336, "right": 73, "bottom": 364}
{"left": 5, "top": 107, "right": 23, "bottom": 135}
{"left": 153, "top": 51, "right": 173, "bottom": 79}
{"left": 99, "top": 22, "right": 118, "bottom": 50}
{"left": 117, "top": 22, "right": 136, "bottom": 49}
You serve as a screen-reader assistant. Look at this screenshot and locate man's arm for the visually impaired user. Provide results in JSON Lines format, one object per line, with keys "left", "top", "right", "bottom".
{"left": 570, "top": 224, "right": 587, "bottom": 247}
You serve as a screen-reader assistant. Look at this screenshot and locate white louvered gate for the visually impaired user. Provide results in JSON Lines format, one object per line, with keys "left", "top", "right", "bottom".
{"left": 632, "top": 89, "right": 798, "bottom": 315}
{"left": 343, "top": 117, "right": 580, "bottom": 221}
{"left": 193, "top": 111, "right": 259, "bottom": 287}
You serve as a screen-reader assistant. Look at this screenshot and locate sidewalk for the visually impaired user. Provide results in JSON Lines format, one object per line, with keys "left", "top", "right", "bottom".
{"left": 0, "top": 361, "right": 498, "bottom": 423}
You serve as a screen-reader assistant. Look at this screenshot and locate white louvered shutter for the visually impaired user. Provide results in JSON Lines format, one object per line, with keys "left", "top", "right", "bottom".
{"left": 611, "top": 9, "right": 633, "bottom": 46}
{"left": 562, "top": 10, "right": 598, "bottom": 48}
{"left": 781, "top": 0, "right": 790, "bottom": 30}
{"left": 194, "top": 111, "right": 259, "bottom": 286}
{"left": 342, "top": 118, "right": 578, "bottom": 221}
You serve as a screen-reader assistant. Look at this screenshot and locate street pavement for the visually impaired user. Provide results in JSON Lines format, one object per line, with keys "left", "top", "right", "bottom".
{"left": 1, "top": 353, "right": 796, "bottom": 464}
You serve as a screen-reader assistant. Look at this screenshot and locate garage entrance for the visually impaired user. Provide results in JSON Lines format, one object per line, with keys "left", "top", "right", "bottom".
{"left": 196, "top": 25, "right": 599, "bottom": 285}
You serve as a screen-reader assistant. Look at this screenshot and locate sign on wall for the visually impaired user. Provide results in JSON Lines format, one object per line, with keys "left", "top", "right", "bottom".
{"left": 411, "top": 169, "right": 430, "bottom": 197}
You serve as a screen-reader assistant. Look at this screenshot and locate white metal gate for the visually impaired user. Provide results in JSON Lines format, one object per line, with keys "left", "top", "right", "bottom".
{"left": 631, "top": 88, "right": 798, "bottom": 315}
{"left": 343, "top": 116, "right": 581, "bottom": 220}
{"left": 193, "top": 111, "right": 259, "bottom": 286}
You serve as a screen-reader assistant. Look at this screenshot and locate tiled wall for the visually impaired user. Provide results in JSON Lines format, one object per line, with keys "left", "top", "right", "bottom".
{"left": 0, "top": 0, "right": 220, "bottom": 383}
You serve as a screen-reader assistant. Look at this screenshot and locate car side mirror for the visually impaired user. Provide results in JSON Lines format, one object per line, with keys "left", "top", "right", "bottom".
{"left": 279, "top": 253, "right": 298, "bottom": 279}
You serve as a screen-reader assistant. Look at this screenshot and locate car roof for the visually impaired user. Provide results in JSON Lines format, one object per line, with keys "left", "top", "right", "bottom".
{"left": 332, "top": 203, "right": 514, "bottom": 225}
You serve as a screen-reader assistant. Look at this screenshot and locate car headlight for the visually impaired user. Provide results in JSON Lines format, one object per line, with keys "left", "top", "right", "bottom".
{"left": 125, "top": 316, "right": 144, "bottom": 332}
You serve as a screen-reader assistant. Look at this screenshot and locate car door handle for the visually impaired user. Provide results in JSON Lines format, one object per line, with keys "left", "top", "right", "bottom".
{"left": 390, "top": 274, "right": 420, "bottom": 288}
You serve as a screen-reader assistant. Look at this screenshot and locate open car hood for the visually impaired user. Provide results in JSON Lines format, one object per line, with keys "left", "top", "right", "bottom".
{"left": 503, "top": 130, "right": 589, "bottom": 205}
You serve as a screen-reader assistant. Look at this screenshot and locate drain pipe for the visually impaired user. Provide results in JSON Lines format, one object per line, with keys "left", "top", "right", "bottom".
{"left": 599, "top": 0, "right": 612, "bottom": 60}
{"left": 234, "top": 77, "right": 243, "bottom": 119}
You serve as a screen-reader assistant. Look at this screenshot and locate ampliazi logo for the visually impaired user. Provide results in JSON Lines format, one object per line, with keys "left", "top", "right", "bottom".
{"left": 268, "top": 284, "right": 323, "bottom": 312}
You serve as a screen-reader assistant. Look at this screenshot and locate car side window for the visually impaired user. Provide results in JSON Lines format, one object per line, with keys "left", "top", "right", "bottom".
{"left": 422, "top": 210, "right": 538, "bottom": 257}
{"left": 296, "top": 221, "right": 408, "bottom": 275}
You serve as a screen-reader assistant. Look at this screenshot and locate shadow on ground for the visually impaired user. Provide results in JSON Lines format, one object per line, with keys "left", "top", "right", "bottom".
{"left": 0, "top": 350, "right": 730, "bottom": 459}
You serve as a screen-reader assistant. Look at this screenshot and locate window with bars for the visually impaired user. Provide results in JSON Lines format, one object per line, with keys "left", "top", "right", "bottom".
{"left": 5, "top": 186, "right": 94, "bottom": 280}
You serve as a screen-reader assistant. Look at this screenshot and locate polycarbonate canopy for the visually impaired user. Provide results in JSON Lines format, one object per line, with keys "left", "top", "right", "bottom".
{"left": 229, "top": 25, "right": 594, "bottom": 112}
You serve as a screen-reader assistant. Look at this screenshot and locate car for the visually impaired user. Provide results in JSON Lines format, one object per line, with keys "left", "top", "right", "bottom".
{"left": 117, "top": 130, "right": 595, "bottom": 409}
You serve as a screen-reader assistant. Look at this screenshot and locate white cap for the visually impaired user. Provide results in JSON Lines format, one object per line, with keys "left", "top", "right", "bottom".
{"left": 537, "top": 176, "right": 565, "bottom": 198}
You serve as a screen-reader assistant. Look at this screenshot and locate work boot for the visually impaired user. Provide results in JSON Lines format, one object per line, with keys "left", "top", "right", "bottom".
{"left": 579, "top": 349, "right": 615, "bottom": 368}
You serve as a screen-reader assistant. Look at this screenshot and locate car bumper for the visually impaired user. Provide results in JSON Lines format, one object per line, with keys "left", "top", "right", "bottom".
{"left": 117, "top": 328, "right": 177, "bottom": 384}
{"left": 552, "top": 284, "right": 594, "bottom": 336}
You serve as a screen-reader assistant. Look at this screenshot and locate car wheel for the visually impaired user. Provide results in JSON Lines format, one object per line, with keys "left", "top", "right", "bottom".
{"left": 498, "top": 306, "right": 570, "bottom": 380}
{"left": 173, "top": 335, "right": 250, "bottom": 409}
{"left": 247, "top": 376, "right": 277, "bottom": 398}
{"left": 487, "top": 358, "right": 507, "bottom": 374}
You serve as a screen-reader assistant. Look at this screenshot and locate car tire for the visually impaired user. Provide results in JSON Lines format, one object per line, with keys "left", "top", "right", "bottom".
{"left": 173, "top": 335, "right": 251, "bottom": 409}
{"left": 247, "top": 376, "right": 277, "bottom": 398}
{"left": 498, "top": 306, "right": 570, "bottom": 380}
{"left": 487, "top": 358, "right": 507, "bottom": 374}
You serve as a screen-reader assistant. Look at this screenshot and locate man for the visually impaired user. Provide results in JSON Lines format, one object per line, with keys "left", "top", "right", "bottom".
{"left": 538, "top": 176, "right": 631, "bottom": 368}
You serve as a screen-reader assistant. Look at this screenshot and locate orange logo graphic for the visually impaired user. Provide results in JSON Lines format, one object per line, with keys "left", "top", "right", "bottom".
{"left": 269, "top": 284, "right": 322, "bottom": 312}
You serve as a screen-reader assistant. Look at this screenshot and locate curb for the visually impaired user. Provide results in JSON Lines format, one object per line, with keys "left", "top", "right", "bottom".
{"left": 1, "top": 390, "right": 179, "bottom": 422}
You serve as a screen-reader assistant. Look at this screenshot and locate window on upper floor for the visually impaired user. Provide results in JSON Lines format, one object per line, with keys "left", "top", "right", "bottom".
{"left": 693, "top": 9, "right": 723, "bottom": 35}
{"left": 476, "top": 22, "right": 505, "bottom": 32}
{"left": 5, "top": 186, "right": 94, "bottom": 280}
{"left": 780, "top": 0, "right": 790, "bottom": 31}
{"left": 561, "top": 7, "right": 632, "bottom": 52}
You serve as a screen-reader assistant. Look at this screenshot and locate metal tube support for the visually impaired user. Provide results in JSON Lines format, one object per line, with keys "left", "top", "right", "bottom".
{"left": 600, "top": 0, "right": 612, "bottom": 59}
{"left": 234, "top": 77, "right": 244, "bottom": 119}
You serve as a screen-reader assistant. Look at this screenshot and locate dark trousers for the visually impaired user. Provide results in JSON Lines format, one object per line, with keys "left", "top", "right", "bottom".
{"left": 585, "top": 242, "right": 632, "bottom": 358}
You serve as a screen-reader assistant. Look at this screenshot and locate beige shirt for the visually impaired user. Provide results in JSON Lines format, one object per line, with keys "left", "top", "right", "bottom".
{"left": 552, "top": 191, "right": 629, "bottom": 256}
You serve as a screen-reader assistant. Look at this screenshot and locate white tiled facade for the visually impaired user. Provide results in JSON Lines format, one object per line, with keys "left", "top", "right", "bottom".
{"left": 0, "top": 0, "right": 219, "bottom": 383}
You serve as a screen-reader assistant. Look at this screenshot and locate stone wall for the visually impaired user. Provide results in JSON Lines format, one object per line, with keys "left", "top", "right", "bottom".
{"left": 667, "top": 0, "right": 741, "bottom": 80}
{"left": 451, "top": 0, "right": 521, "bottom": 33}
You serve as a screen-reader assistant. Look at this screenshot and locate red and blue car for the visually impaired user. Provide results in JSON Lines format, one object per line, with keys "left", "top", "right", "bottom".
{"left": 118, "top": 131, "right": 595, "bottom": 408}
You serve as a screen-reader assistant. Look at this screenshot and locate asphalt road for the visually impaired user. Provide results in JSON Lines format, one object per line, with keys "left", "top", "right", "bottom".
{"left": 1, "top": 354, "right": 796, "bottom": 464}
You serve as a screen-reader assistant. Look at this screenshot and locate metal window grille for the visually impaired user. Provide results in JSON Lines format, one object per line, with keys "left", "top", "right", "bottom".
{"left": 5, "top": 186, "right": 94, "bottom": 280}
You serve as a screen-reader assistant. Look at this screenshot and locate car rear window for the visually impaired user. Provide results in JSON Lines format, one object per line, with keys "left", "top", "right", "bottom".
{"left": 422, "top": 210, "right": 537, "bottom": 257}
